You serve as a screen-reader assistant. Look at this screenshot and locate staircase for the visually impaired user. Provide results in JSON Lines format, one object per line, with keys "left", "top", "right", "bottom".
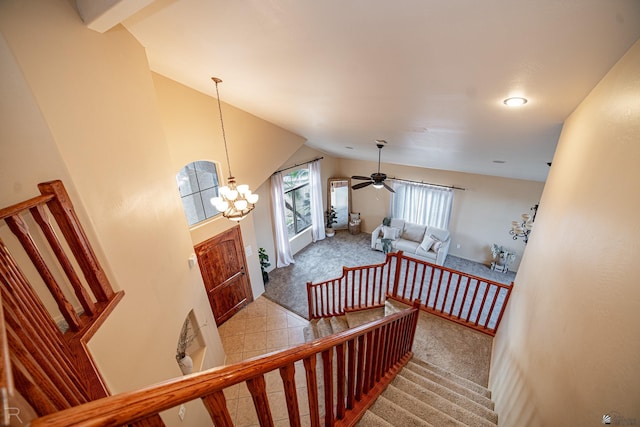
{"left": 304, "top": 301, "right": 499, "bottom": 427}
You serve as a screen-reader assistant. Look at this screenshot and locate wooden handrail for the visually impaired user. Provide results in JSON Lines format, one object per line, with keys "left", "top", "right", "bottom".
{"left": 31, "top": 305, "right": 420, "bottom": 427}
{"left": 308, "top": 251, "right": 514, "bottom": 336}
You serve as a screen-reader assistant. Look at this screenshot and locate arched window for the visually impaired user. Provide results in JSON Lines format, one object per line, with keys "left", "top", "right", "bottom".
{"left": 176, "top": 161, "right": 221, "bottom": 226}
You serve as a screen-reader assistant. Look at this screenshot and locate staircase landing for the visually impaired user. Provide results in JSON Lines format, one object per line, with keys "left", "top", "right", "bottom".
{"left": 305, "top": 300, "right": 493, "bottom": 387}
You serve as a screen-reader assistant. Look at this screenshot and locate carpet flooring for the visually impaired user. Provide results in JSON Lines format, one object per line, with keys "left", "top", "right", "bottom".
{"left": 263, "top": 230, "right": 515, "bottom": 320}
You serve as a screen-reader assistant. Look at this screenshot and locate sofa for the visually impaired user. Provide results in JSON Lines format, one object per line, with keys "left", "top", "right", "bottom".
{"left": 371, "top": 218, "right": 451, "bottom": 266}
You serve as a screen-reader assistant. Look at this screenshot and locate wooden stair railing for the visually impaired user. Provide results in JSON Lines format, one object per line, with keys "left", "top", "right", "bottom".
{"left": 27, "top": 302, "right": 421, "bottom": 427}
{"left": 0, "top": 181, "right": 124, "bottom": 421}
{"left": 308, "top": 251, "right": 513, "bottom": 336}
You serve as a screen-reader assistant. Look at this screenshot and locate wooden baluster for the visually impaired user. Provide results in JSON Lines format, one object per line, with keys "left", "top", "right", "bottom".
{"left": 0, "top": 241, "right": 60, "bottom": 344}
{"left": 0, "top": 293, "right": 12, "bottom": 427}
{"left": 335, "top": 343, "right": 346, "bottom": 420}
{"left": 5, "top": 308, "right": 86, "bottom": 407}
{"left": 375, "top": 326, "right": 386, "bottom": 382}
{"left": 354, "top": 335, "right": 365, "bottom": 401}
{"left": 363, "top": 331, "right": 375, "bottom": 394}
{"left": 338, "top": 276, "right": 343, "bottom": 314}
{"left": 11, "top": 361, "right": 59, "bottom": 416}
{"left": 4, "top": 214, "right": 82, "bottom": 331}
{"left": 30, "top": 204, "right": 97, "bottom": 318}
{"left": 493, "top": 284, "right": 513, "bottom": 334}
{"left": 346, "top": 339, "right": 355, "bottom": 410}
{"left": 370, "top": 329, "right": 381, "bottom": 385}
{"left": 279, "top": 363, "right": 301, "bottom": 427}
{"left": 303, "top": 355, "right": 321, "bottom": 427}
{"left": 452, "top": 276, "right": 466, "bottom": 319}
{"left": 321, "top": 349, "right": 334, "bottom": 427}
{"left": 38, "top": 181, "right": 114, "bottom": 303}
{"left": 485, "top": 285, "right": 500, "bottom": 330}
{"left": 306, "top": 282, "right": 315, "bottom": 319}
{"left": 350, "top": 271, "right": 356, "bottom": 311}
{"left": 416, "top": 264, "right": 427, "bottom": 303}
{"left": 468, "top": 279, "right": 482, "bottom": 323}
{"left": 246, "top": 374, "right": 274, "bottom": 427}
{"left": 474, "top": 282, "right": 491, "bottom": 327}
{"left": 391, "top": 253, "right": 402, "bottom": 296}
{"left": 408, "top": 261, "right": 418, "bottom": 301}
{"left": 202, "top": 390, "right": 234, "bottom": 427}
{"left": 460, "top": 278, "right": 476, "bottom": 321}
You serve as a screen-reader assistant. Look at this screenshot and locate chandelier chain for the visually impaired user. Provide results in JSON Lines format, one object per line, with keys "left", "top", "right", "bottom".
{"left": 213, "top": 78, "right": 233, "bottom": 179}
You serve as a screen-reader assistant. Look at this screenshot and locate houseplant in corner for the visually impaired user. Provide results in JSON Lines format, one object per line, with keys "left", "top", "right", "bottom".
{"left": 259, "top": 247, "right": 271, "bottom": 284}
{"left": 325, "top": 205, "right": 338, "bottom": 237}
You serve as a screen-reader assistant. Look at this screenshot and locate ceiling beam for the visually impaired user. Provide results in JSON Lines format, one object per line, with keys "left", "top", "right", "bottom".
{"left": 76, "top": 0, "right": 154, "bottom": 33}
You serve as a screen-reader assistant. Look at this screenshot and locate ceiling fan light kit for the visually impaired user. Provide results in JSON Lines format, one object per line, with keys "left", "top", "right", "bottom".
{"left": 351, "top": 140, "right": 395, "bottom": 193}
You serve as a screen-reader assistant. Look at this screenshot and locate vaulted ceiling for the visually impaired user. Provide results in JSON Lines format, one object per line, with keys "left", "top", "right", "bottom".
{"left": 79, "top": 0, "right": 640, "bottom": 182}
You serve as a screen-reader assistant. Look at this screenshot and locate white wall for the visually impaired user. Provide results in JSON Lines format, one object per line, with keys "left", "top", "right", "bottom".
{"left": 490, "top": 39, "right": 640, "bottom": 426}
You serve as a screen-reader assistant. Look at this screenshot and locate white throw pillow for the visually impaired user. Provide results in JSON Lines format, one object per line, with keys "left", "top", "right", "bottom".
{"left": 402, "top": 223, "right": 426, "bottom": 242}
{"left": 419, "top": 235, "right": 435, "bottom": 252}
{"left": 430, "top": 234, "right": 443, "bottom": 253}
{"left": 382, "top": 226, "right": 397, "bottom": 240}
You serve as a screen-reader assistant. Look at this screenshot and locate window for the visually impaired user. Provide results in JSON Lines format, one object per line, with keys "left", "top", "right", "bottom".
{"left": 283, "top": 168, "right": 311, "bottom": 238}
{"left": 176, "top": 161, "right": 221, "bottom": 226}
{"left": 390, "top": 181, "right": 454, "bottom": 229}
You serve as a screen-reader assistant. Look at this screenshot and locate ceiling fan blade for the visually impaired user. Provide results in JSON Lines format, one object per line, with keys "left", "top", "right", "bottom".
{"left": 352, "top": 181, "right": 373, "bottom": 190}
{"left": 351, "top": 175, "right": 372, "bottom": 181}
{"left": 382, "top": 182, "right": 395, "bottom": 193}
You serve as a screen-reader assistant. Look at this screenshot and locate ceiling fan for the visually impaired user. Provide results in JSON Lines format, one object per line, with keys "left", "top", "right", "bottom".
{"left": 352, "top": 140, "right": 395, "bottom": 193}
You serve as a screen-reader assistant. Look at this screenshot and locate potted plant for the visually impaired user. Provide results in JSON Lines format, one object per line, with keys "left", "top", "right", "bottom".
{"left": 176, "top": 318, "right": 202, "bottom": 375}
{"left": 258, "top": 247, "right": 271, "bottom": 283}
{"left": 325, "top": 205, "right": 338, "bottom": 237}
{"left": 490, "top": 244, "right": 516, "bottom": 272}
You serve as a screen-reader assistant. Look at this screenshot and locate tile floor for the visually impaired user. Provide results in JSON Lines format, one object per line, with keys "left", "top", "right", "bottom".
{"left": 216, "top": 296, "right": 313, "bottom": 427}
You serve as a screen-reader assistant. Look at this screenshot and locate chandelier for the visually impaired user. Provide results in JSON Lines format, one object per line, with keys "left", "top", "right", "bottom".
{"left": 209, "top": 77, "right": 259, "bottom": 221}
{"left": 510, "top": 204, "right": 538, "bottom": 244}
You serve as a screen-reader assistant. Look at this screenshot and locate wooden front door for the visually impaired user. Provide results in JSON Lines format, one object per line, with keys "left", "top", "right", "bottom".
{"left": 195, "top": 226, "right": 253, "bottom": 326}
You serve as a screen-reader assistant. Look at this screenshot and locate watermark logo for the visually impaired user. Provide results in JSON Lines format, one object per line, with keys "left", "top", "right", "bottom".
{"left": 603, "top": 412, "right": 638, "bottom": 425}
{"left": 5, "top": 407, "right": 22, "bottom": 424}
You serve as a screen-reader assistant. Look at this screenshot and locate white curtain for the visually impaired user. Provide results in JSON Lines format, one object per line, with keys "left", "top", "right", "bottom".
{"left": 271, "top": 173, "right": 295, "bottom": 267}
{"left": 309, "top": 160, "right": 326, "bottom": 242}
{"left": 390, "top": 181, "right": 454, "bottom": 229}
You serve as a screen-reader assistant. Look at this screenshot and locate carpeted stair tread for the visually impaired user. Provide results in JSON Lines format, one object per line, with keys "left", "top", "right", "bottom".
{"left": 405, "top": 361, "right": 495, "bottom": 411}
{"left": 382, "top": 384, "right": 466, "bottom": 426}
{"left": 369, "top": 395, "right": 434, "bottom": 427}
{"left": 345, "top": 306, "right": 386, "bottom": 328}
{"left": 409, "top": 358, "right": 492, "bottom": 399}
{"left": 392, "top": 374, "right": 497, "bottom": 426}
{"left": 330, "top": 315, "right": 349, "bottom": 334}
{"left": 315, "top": 317, "right": 335, "bottom": 338}
{"left": 384, "top": 298, "right": 410, "bottom": 314}
{"left": 356, "top": 410, "right": 395, "bottom": 427}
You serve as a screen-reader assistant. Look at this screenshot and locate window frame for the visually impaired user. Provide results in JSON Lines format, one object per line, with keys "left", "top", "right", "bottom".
{"left": 176, "top": 160, "right": 223, "bottom": 227}
{"left": 283, "top": 168, "right": 312, "bottom": 238}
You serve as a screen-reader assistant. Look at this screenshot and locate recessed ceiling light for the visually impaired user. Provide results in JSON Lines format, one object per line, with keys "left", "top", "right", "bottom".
{"left": 493, "top": 160, "right": 506, "bottom": 164}
{"left": 345, "top": 146, "right": 353, "bottom": 150}
{"left": 503, "top": 97, "right": 528, "bottom": 107}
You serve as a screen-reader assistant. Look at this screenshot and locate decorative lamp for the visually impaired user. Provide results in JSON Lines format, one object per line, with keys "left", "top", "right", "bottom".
{"left": 209, "top": 77, "right": 258, "bottom": 221}
{"left": 509, "top": 204, "right": 538, "bottom": 244}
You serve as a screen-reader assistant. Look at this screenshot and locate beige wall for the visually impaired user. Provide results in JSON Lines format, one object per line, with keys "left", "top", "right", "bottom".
{"left": 151, "top": 72, "right": 306, "bottom": 299}
{"left": 0, "top": 1, "right": 301, "bottom": 425}
{"left": 335, "top": 158, "right": 544, "bottom": 270}
{"left": 490, "top": 39, "right": 640, "bottom": 425}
